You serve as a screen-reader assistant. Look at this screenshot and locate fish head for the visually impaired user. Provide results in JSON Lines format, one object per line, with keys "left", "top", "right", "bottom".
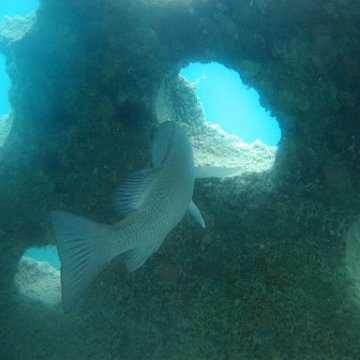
{"left": 151, "top": 121, "right": 195, "bottom": 192}
{"left": 150, "top": 121, "right": 175, "bottom": 167}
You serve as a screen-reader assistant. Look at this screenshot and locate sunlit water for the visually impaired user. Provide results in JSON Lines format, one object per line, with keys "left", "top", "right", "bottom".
{"left": 180, "top": 62, "right": 281, "bottom": 146}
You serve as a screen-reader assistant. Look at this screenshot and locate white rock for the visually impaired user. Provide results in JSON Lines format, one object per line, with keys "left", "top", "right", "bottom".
{"left": 14, "top": 256, "right": 61, "bottom": 308}
{"left": 184, "top": 122, "right": 276, "bottom": 175}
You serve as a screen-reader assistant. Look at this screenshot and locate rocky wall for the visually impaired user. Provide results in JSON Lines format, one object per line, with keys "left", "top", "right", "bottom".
{"left": 1, "top": 0, "right": 360, "bottom": 358}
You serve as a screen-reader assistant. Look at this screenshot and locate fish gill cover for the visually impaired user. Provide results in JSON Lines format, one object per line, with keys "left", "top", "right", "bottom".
{"left": 0, "top": 0, "right": 360, "bottom": 359}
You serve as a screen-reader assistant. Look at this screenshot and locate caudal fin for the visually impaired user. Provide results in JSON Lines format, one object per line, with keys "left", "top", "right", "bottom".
{"left": 50, "top": 211, "right": 107, "bottom": 312}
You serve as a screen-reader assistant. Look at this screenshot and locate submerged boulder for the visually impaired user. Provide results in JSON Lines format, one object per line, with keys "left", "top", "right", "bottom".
{"left": 14, "top": 256, "right": 61, "bottom": 308}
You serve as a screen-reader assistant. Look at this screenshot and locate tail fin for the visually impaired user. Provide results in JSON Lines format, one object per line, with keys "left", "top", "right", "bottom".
{"left": 50, "top": 211, "right": 108, "bottom": 312}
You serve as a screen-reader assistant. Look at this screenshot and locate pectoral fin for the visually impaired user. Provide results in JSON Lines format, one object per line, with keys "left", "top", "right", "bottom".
{"left": 112, "top": 169, "right": 157, "bottom": 217}
{"left": 188, "top": 201, "right": 205, "bottom": 228}
{"left": 124, "top": 238, "right": 164, "bottom": 272}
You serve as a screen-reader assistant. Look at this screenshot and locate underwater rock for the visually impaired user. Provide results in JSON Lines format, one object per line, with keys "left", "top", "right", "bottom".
{"left": 0, "top": 14, "right": 34, "bottom": 52}
{"left": 14, "top": 256, "right": 61, "bottom": 308}
{"left": 346, "top": 220, "right": 360, "bottom": 301}
{"left": 187, "top": 121, "right": 275, "bottom": 174}
{"left": 155, "top": 74, "right": 276, "bottom": 174}
{"left": 0, "top": 0, "right": 360, "bottom": 358}
{"left": 154, "top": 75, "right": 205, "bottom": 126}
{"left": 0, "top": 113, "right": 12, "bottom": 147}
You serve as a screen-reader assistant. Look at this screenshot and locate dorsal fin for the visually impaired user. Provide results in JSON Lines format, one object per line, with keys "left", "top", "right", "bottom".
{"left": 112, "top": 169, "right": 156, "bottom": 217}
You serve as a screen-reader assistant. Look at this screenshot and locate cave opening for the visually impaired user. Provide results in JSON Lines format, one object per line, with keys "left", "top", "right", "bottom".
{"left": 0, "top": 0, "right": 40, "bottom": 115}
{"left": 180, "top": 61, "right": 281, "bottom": 146}
{"left": 0, "top": 0, "right": 40, "bottom": 145}
{"left": 23, "top": 245, "right": 61, "bottom": 270}
{"left": 15, "top": 245, "right": 61, "bottom": 308}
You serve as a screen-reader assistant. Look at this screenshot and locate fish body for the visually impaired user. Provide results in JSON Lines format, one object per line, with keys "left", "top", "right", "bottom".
{"left": 51, "top": 121, "right": 205, "bottom": 312}
{"left": 101, "top": 121, "right": 196, "bottom": 266}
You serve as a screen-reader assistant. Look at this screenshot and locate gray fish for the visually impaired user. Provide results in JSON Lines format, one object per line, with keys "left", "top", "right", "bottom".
{"left": 50, "top": 121, "right": 205, "bottom": 312}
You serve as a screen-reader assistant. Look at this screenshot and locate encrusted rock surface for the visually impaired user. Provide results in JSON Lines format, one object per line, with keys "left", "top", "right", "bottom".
{"left": 0, "top": 0, "right": 360, "bottom": 358}
{"left": 14, "top": 256, "right": 61, "bottom": 308}
{"left": 0, "top": 113, "right": 12, "bottom": 147}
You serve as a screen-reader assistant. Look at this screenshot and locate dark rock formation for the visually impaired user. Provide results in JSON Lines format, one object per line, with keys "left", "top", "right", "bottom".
{"left": 1, "top": 0, "right": 360, "bottom": 358}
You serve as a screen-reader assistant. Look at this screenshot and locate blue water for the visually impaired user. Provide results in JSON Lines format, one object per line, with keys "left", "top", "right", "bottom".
{"left": 0, "top": 0, "right": 39, "bottom": 115}
{"left": 0, "top": 0, "right": 39, "bottom": 17}
{"left": 181, "top": 62, "right": 281, "bottom": 146}
{"left": 24, "top": 246, "right": 61, "bottom": 270}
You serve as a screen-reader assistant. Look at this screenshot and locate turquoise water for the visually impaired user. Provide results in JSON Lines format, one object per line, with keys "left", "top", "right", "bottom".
{"left": 0, "top": 0, "right": 39, "bottom": 17}
{"left": 181, "top": 62, "right": 281, "bottom": 146}
{"left": 0, "top": 0, "right": 39, "bottom": 115}
{"left": 24, "top": 246, "right": 61, "bottom": 270}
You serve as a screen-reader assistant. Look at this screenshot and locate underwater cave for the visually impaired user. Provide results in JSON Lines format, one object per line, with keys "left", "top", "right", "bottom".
{"left": 16, "top": 59, "right": 282, "bottom": 282}
{"left": 1, "top": 0, "right": 360, "bottom": 359}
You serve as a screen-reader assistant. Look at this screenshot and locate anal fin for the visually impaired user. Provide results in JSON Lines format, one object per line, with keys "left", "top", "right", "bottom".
{"left": 124, "top": 239, "right": 164, "bottom": 272}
